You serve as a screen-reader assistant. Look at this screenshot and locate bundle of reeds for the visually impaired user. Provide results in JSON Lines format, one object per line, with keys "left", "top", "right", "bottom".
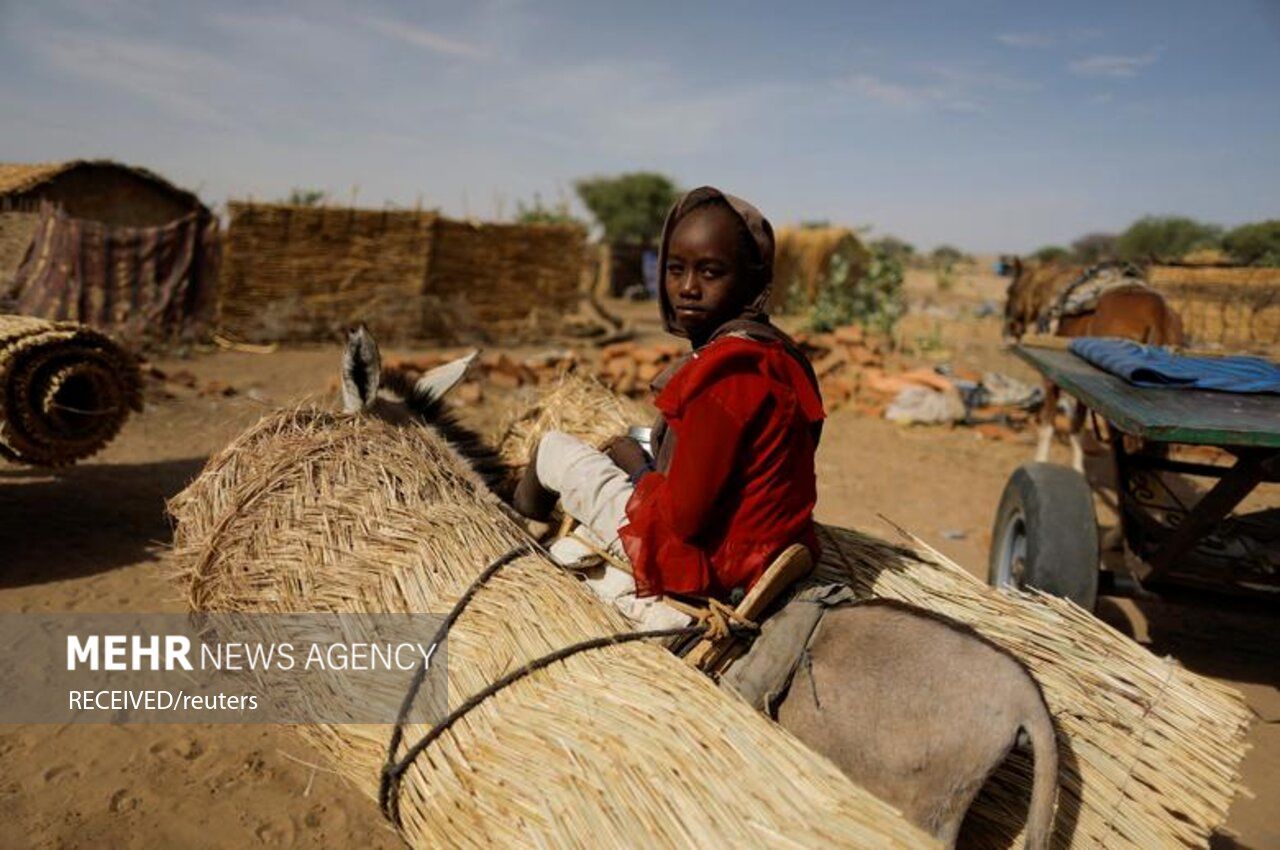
{"left": 1149, "top": 265, "right": 1280, "bottom": 352}
{"left": 772, "top": 226, "right": 870, "bottom": 312}
{"left": 813, "top": 526, "right": 1250, "bottom": 850}
{"left": 496, "top": 378, "right": 1252, "bottom": 850}
{"left": 0, "top": 315, "right": 141, "bottom": 464}
{"left": 491, "top": 373, "right": 651, "bottom": 486}
{"left": 168, "top": 407, "right": 932, "bottom": 850}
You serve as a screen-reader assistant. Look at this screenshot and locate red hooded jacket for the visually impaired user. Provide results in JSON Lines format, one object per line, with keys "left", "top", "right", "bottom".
{"left": 619, "top": 335, "right": 825, "bottom": 599}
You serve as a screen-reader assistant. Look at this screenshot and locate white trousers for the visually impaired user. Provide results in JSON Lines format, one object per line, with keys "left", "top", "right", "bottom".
{"left": 535, "top": 431, "right": 692, "bottom": 631}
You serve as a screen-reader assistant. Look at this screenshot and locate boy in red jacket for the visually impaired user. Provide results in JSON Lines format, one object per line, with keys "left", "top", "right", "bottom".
{"left": 515, "top": 186, "right": 824, "bottom": 629}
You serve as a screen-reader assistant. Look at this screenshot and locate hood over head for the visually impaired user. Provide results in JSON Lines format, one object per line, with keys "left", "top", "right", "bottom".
{"left": 656, "top": 186, "right": 775, "bottom": 338}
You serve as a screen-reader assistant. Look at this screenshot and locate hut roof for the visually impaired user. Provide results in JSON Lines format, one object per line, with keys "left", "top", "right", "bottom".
{"left": 0, "top": 159, "right": 205, "bottom": 211}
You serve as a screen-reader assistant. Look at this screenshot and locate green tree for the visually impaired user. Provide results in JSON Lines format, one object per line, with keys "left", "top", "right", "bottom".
{"left": 573, "top": 172, "right": 679, "bottom": 245}
{"left": 1071, "top": 232, "right": 1117, "bottom": 264}
{"left": 1222, "top": 220, "right": 1280, "bottom": 266}
{"left": 515, "top": 194, "right": 584, "bottom": 227}
{"left": 869, "top": 235, "right": 915, "bottom": 265}
{"left": 285, "top": 188, "right": 327, "bottom": 207}
{"left": 930, "top": 244, "right": 965, "bottom": 269}
{"left": 805, "top": 241, "right": 906, "bottom": 334}
{"left": 1032, "top": 245, "right": 1070, "bottom": 263}
{"left": 1115, "top": 216, "right": 1221, "bottom": 262}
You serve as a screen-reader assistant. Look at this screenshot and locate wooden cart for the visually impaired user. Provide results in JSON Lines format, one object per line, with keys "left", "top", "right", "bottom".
{"left": 988, "top": 343, "right": 1280, "bottom": 610}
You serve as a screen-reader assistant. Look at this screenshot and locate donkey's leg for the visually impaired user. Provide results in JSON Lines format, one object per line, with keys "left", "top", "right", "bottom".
{"left": 1035, "top": 382, "right": 1059, "bottom": 463}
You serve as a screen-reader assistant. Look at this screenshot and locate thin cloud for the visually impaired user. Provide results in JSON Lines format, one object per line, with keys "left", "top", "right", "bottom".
{"left": 357, "top": 14, "right": 488, "bottom": 60}
{"left": 1068, "top": 51, "right": 1158, "bottom": 78}
{"left": 996, "top": 32, "right": 1054, "bottom": 49}
{"left": 842, "top": 65, "right": 1034, "bottom": 113}
{"left": 844, "top": 73, "right": 933, "bottom": 108}
{"left": 34, "top": 30, "right": 236, "bottom": 125}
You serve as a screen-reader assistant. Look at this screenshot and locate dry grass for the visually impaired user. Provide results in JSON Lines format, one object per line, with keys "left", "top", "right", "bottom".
{"left": 1149, "top": 265, "right": 1280, "bottom": 352}
{"left": 167, "top": 406, "right": 933, "bottom": 850}
{"left": 499, "top": 378, "right": 1252, "bottom": 850}
{"left": 814, "top": 526, "right": 1250, "bottom": 850}
{"left": 0, "top": 315, "right": 141, "bottom": 465}
{"left": 218, "top": 203, "right": 588, "bottom": 344}
{"left": 491, "top": 373, "right": 650, "bottom": 485}
{"left": 773, "top": 226, "right": 870, "bottom": 311}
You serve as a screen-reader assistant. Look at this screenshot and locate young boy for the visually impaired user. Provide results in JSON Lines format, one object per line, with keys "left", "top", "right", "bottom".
{"left": 514, "top": 186, "right": 824, "bottom": 629}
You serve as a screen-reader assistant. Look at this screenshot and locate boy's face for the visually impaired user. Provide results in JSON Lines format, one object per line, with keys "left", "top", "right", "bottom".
{"left": 664, "top": 205, "right": 753, "bottom": 342}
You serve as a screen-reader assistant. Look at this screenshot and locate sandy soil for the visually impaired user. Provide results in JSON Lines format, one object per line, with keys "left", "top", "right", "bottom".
{"left": 2, "top": 282, "right": 1276, "bottom": 849}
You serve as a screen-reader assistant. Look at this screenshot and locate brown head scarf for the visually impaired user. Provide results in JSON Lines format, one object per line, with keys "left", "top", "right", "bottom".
{"left": 656, "top": 186, "right": 776, "bottom": 339}
{"left": 648, "top": 187, "right": 823, "bottom": 465}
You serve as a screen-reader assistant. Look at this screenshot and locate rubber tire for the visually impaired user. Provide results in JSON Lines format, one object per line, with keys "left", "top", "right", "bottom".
{"left": 989, "top": 462, "right": 1100, "bottom": 611}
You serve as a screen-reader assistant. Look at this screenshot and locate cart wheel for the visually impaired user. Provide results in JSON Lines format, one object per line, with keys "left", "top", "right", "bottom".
{"left": 989, "top": 462, "right": 1099, "bottom": 610}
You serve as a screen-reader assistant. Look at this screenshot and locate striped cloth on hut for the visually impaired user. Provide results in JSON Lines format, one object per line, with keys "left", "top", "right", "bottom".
{"left": 10, "top": 202, "right": 217, "bottom": 340}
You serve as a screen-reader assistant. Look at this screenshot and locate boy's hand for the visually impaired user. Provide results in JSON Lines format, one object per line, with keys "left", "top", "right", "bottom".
{"left": 603, "top": 436, "right": 649, "bottom": 476}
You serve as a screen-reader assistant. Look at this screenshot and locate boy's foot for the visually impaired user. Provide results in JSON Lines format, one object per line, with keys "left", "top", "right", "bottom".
{"left": 513, "top": 462, "right": 558, "bottom": 521}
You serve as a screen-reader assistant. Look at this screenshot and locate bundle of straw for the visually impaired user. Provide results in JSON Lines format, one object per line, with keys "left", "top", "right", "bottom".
{"left": 813, "top": 526, "right": 1250, "bottom": 850}
{"left": 772, "top": 226, "right": 871, "bottom": 312}
{"left": 491, "top": 373, "right": 650, "bottom": 486}
{"left": 168, "top": 408, "right": 932, "bottom": 850}
{"left": 0, "top": 315, "right": 141, "bottom": 465}
{"left": 497, "top": 378, "right": 1252, "bottom": 850}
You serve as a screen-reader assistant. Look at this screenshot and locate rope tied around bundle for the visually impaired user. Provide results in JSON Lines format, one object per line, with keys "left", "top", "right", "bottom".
{"left": 376, "top": 542, "right": 752, "bottom": 827}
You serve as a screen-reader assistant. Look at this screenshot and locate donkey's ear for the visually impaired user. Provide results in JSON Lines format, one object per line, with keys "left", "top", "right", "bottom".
{"left": 413, "top": 351, "right": 478, "bottom": 402}
{"left": 341, "top": 325, "right": 381, "bottom": 412}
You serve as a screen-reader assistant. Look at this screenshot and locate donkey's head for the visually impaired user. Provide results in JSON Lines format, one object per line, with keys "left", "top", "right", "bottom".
{"left": 340, "top": 325, "right": 509, "bottom": 494}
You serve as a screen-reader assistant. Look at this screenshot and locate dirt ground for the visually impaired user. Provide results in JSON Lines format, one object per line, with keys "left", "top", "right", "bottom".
{"left": 2, "top": 273, "right": 1276, "bottom": 849}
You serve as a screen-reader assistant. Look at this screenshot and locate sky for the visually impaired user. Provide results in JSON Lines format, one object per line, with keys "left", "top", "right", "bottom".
{"left": 2, "top": 0, "right": 1278, "bottom": 252}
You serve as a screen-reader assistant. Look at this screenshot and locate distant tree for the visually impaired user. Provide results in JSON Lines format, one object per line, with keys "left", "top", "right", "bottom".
{"left": 285, "top": 188, "right": 327, "bottom": 207}
{"left": 573, "top": 172, "right": 679, "bottom": 245}
{"left": 515, "top": 194, "right": 584, "bottom": 228}
{"left": 798, "top": 219, "right": 832, "bottom": 230}
{"left": 1071, "top": 232, "right": 1117, "bottom": 264}
{"left": 1115, "top": 216, "right": 1221, "bottom": 263}
{"left": 1222, "top": 220, "right": 1280, "bottom": 266}
{"left": 929, "top": 244, "right": 965, "bottom": 269}
{"left": 869, "top": 235, "right": 915, "bottom": 265}
{"left": 1032, "top": 245, "right": 1070, "bottom": 263}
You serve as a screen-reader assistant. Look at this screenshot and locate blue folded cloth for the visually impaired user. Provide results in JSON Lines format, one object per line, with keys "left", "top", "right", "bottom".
{"left": 1069, "top": 338, "right": 1280, "bottom": 394}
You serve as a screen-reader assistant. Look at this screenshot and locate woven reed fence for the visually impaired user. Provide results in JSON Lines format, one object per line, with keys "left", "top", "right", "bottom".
{"left": 218, "top": 203, "right": 438, "bottom": 343}
{"left": 0, "top": 315, "right": 141, "bottom": 465}
{"left": 425, "top": 219, "right": 586, "bottom": 341}
{"left": 1149, "top": 265, "right": 1280, "bottom": 353}
{"left": 218, "top": 203, "right": 587, "bottom": 344}
{"left": 772, "top": 227, "right": 870, "bottom": 312}
{"left": 167, "top": 407, "right": 933, "bottom": 850}
{"left": 497, "top": 375, "right": 1252, "bottom": 850}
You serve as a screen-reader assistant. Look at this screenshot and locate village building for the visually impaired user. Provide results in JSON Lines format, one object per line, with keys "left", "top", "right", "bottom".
{"left": 0, "top": 160, "right": 216, "bottom": 340}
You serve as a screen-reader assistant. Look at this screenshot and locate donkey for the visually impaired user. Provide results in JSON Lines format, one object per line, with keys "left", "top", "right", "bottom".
{"left": 774, "top": 600, "right": 1058, "bottom": 849}
{"left": 1004, "top": 258, "right": 1184, "bottom": 471}
{"left": 340, "top": 328, "right": 1059, "bottom": 849}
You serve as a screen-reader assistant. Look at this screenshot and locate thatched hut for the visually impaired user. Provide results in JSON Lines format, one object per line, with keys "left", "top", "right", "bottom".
{"left": 0, "top": 161, "right": 216, "bottom": 340}
{"left": 0, "top": 160, "right": 206, "bottom": 226}
{"left": 771, "top": 226, "right": 870, "bottom": 312}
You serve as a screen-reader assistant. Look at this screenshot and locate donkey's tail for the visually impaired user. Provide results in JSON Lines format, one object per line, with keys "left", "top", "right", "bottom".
{"left": 1020, "top": 688, "right": 1060, "bottom": 850}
